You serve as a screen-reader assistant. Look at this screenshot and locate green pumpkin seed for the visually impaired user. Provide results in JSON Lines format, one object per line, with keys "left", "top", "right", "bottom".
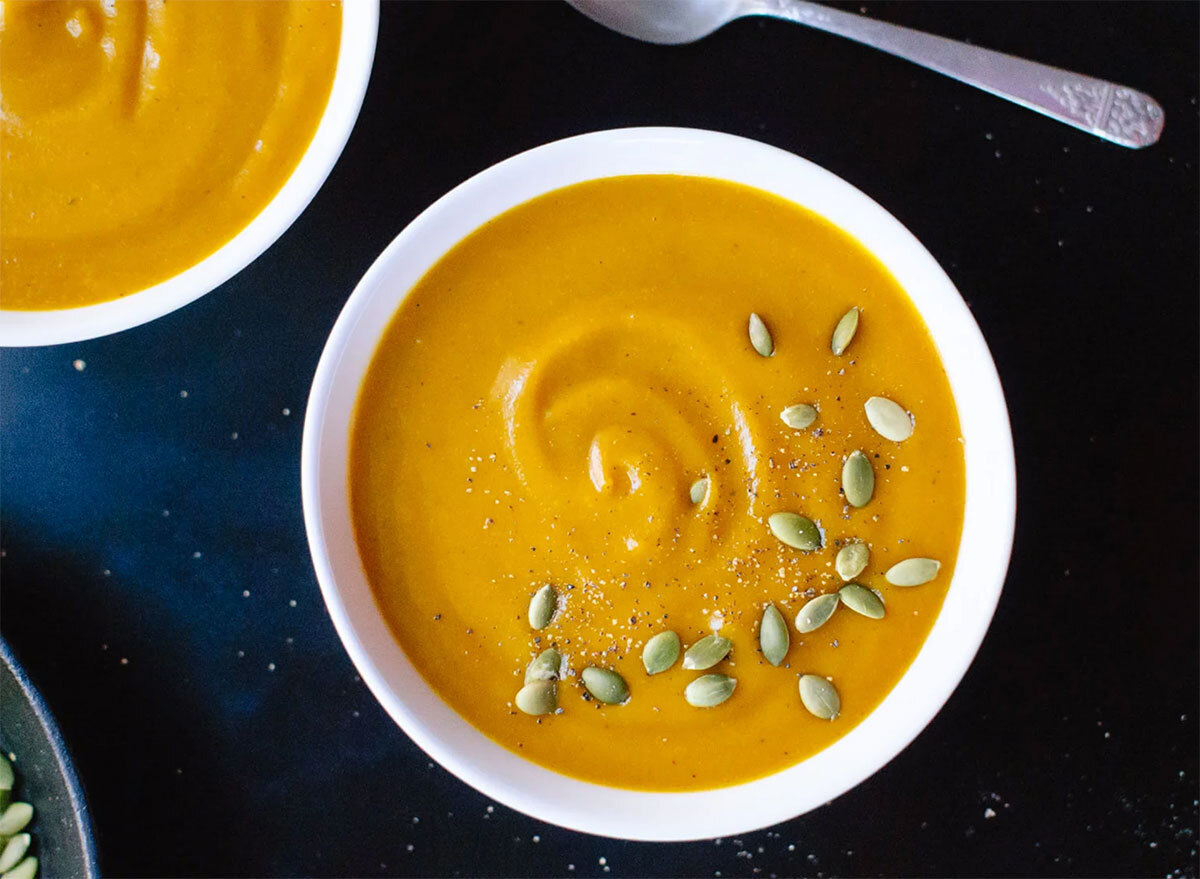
{"left": 767, "top": 512, "right": 821, "bottom": 551}
{"left": 682, "top": 634, "right": 732, "bottom": 670}
{"left": 582, "top": 667, "right": 630, "bottom": 704}
{"left": 527, "top": 584, "right": 557, "bottom": 630}
{"left": 525, "top": 648, "right": 562, "bottom": 683}
{"left": 0, "top": 755, "right": 11, "bottom": 794}
{"left": 842, "top": 450, "right": 874, "bottom": 508}
{"left": 515, "top": 680, "right": 557, "bottom": 715}
{"left": 748, "top": 312, "right": 774, "bottom": 357}
{"left": 885, "top": 558, "right": 941, "bottom": 587}
{"left": 831, "top": 307, "right": 860, "bottom": 356}
{"left": 689, "top": 477, "right": 708, "bottom": 504}
{"left": 642, "top": 631, "right": 681, "bottom": 675}
{"left": 759, "top": 603, "right": 789, "bottom": 666}
{"left": 0, "top": 803, "right": 32, "bottom": 837}
{"left": 780, "top": 404, "right": 817, "bottom": 430}
{"left": 0, "top": 856, "right": 36, "bottom": 879}
{"left": 684, "top": 674, "right": 737, "bottom": 708}
{"left": 835, "top": 543, "right": 869, "bottom": 581}
{"left": 794, "top": 593, "right": 839, "bottom": 633}
{"left": 0, "top": 835, "right": 30, "bottom": 874}
{"left": 839, "top": 583, "right": 885, "bottom": 619}
{"left": 864, "top": 396, "right": 913, "bottom": 442}
{"left": 798, "top": 675, "right": 840, "bottom": 720}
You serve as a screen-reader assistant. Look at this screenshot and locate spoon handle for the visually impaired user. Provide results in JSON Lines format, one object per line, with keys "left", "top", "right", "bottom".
{"left": 748, "top": 0, "right": 1164, "bottom": 148}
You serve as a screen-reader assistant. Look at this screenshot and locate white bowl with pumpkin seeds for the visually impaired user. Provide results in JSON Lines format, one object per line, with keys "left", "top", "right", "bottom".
{"left": 302, "top": 127, "right": 1016, "bottom": 841}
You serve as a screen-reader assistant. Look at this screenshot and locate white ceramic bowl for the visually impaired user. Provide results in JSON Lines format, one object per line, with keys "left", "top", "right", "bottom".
{"left": 0, "top": 1, "right": 379, "bottom": 348}
{"left": 302, "top": 128, "right": 1016, "bottom": 841}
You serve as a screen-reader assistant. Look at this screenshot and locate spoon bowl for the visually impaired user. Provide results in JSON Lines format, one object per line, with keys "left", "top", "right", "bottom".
{"left": 568, "top": 0, "right": 737, "bottom": 44}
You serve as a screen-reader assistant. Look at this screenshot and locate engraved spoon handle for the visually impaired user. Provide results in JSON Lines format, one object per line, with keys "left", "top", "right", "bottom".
{"left": 745, "top": 0, "right": 1164, "bottom": 148}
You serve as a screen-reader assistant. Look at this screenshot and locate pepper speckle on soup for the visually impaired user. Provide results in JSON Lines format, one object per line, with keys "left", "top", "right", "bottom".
{"left": 349, "top": 175, "right": 966, "bottom": 791}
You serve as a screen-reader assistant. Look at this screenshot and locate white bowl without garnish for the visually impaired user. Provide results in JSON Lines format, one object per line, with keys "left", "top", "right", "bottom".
{"left": 0, "top": 1, "right": 378, "bottom": 348}
{"left": 301, "top": 127, "right": 1016, "bottom": 841}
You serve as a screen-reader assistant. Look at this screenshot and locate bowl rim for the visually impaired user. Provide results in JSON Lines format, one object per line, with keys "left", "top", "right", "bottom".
{"left": 301, "top": 126, "right": 1017, "bottom": 841}
{"left": 0, "top": 638, "right": 100, "bottom": 879}
{"left": 0, "top": 0, "right": 380, "bottom": 348}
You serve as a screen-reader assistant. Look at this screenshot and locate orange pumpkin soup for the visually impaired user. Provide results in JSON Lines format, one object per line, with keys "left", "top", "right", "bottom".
{"left": 0, "top": 0, "right": 341, "bottom": 310}
{"left": 349, "top": 176, "right": 965, "bottom": 791}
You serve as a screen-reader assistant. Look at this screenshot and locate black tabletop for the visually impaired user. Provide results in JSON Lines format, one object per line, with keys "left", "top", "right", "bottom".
{"left": 2, "top": 2, "right": 1197, "bottom": 877}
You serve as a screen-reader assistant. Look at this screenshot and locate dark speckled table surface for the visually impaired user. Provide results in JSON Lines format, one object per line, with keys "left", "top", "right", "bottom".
{"left": 1, "top": 2, "right": 1197, "bottom": 877}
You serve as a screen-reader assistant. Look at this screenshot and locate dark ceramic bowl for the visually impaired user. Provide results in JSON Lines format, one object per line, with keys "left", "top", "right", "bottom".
{"left": 0, "top": 640, "right": 98, "bottom": 878}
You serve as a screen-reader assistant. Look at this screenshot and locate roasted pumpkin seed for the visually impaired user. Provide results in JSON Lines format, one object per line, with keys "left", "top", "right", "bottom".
{"left": 831, "top": 307, "right": 860, "bottom": 356}
{"left": 885, "top": 558, "right": 941, "bottom": 586}
{"left": 642, "top": 631, "right": 681, "bottom": 675}
{"left": 864, "top": 396, "right": 913, "bottom": 442}
{"left": 0, "top": 856, "right": 36, "bottom": 879}
{"left": 759, "top": 603, "right": 789, "bottom": 666}
{"left": 527, "top": 584, "right": 557, "bottom": 630}
{"left": 525, "top": 648, "right": 562, "bottom": 683}
{"left": 0, "top": 835, "right": 30, "bottom": 874}
{"left": 515, "top": 680, "right": 557, "bottom": 715}
{"left": 794, "top": 593, "right": 839, "bottom": 633}
{"left": 835, "top": 543, "right": 869, "bottom": 581}
{"left": 685, "top": 674, "right": 737, "bottom": 708}
{"left": 780, "top": 404, "right": 817, "bottom": 430}
{"left": 748, "top": 312, "right": 774, "bottom": 357}
{"left": 842, "top": 450, "right": 874, "bottom": 507}
{"left": 0, "top": 803, "right": 32, "bottom": 837}
{"left": 582, "top": 667, "right": 630, "bottom": 704}
{"left": 682, "top": 634, "right": 732, "bottom": 670}
{"left": 838, "top": 583, "right": 885, "bottom": 619}
{"left": 798, "top": 675, "right": 840, "bottom": 720}
{"left": 767, "top": 512, "right": 821, "bottom": 551}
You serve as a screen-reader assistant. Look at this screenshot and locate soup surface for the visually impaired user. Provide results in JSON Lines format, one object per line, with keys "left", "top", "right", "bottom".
{"left": 350, "top": 175, "right": 965, "bottom": 791}
{"left": 0, "top": 0, "right": 341, "bottom": 310}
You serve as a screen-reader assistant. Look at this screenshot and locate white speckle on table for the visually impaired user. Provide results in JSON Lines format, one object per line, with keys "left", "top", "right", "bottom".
{"left": 192, "top": 551, "right": 202, "bottom": 559}
{"left": 73, "top": 359, "right": 86, "bottom": 371}
{"left": 242, "top": 590, "right": 250, "bottom": 597}
{"left": 179, "top": 390, "right": 188, "bottom": 398}
{"left": 162, "top": 509, "right": 170, "bottom": 517}
{"left": 231, "top": 432, "right": 239, "bottom": 440}
{"left": 267, "top": 662, "right": 275, "bottom": 672}
{"left": 288, "top": 599, "right": 296, "bottom": 607}
{"left": 985, "top": 807, "right": 997, "bottom": 819}
{"left": 282, "top": 408, "right": 291, "bottom": 416}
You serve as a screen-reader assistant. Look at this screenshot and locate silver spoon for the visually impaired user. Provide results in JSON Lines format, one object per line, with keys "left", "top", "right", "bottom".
{"left": 567, "top": 0, "right": 1164, "bottom": 148}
